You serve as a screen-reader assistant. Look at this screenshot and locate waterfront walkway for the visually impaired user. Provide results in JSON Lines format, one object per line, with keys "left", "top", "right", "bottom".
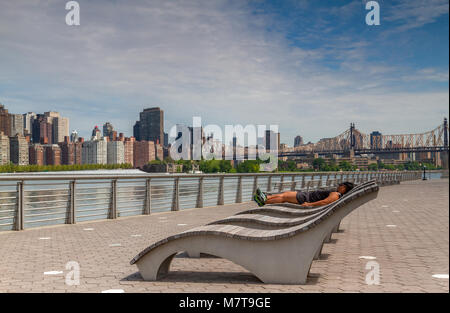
{"left": 0, "top": 179, "right": 448, "bottom": 293}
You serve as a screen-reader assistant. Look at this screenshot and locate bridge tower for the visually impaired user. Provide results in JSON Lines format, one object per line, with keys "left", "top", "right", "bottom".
{"left": 348, "top": 123, "right": 355, "bottom": 157}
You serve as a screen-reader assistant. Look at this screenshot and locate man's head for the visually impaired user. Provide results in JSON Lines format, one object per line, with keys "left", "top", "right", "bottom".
{"left": 337, "top": 182, "right": 354, "bottom": 194}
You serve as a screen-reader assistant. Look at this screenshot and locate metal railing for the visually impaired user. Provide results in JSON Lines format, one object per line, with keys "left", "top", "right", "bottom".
{"left": 0, "top": 170, "right": 425, "bottom": 232}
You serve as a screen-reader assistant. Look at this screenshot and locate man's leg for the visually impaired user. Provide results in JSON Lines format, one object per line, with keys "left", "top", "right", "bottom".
{"left": 265, "top": 191, "right": 299, "bottom": 204}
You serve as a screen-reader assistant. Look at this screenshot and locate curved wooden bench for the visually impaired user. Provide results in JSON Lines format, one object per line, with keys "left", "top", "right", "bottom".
{"left": 130, "top": 181, "right": 379, "bottom": 284}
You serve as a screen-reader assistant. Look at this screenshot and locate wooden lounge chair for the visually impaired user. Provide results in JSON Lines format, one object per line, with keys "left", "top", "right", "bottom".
{"left": 130, "top": 180, "right": 379, "bottom": 284}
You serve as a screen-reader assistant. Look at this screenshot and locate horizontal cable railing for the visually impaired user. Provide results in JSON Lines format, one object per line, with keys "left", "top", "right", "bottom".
{"left": 0, "top": 170, "right": 429, "bottom": 231}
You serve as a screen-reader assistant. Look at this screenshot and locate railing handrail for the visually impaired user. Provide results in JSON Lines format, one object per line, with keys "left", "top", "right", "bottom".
{"left": 0, "top": 170, "right": 427, "bottom": 181}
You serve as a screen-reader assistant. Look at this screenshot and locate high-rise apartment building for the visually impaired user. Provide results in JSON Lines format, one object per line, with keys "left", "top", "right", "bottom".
{"left": 23, "top": 112, "right": 37, "bottom": 136}
{"left": 10, "top": 134, "right": 29, "bottom": 165}
{"left": 0, "top": 131, "right": 10, "bottom": 165}
{"left": 44, "top": 145, "right": 61, "bottom": 166}
{"left": 29, "top": 144, "right": 45, "bottom": 166}
{"left": 133, "top": 140, "right": 156, "bottom": 168}
{"left": 10, "top": 114, "right": 24, "bottom": 136}
{"left": 0, "top": 104, "right": 11, "bottom": 137}
{"left": 134, "top": 107, "right": 164, "bottom": 144}
{"left": 31, "top": 112, "right": 69, "bottom": 144}
{"left": 124, "top": 137, "right": 135, "bottom": 166}
{"left": 59, "top": 137, "right": 83, "bottom": 165}
{"left": 107, "top": 141, "right": 125, "bottom": 164}
{"left": 82, "top": 138, "right": 107, "bottom": 164}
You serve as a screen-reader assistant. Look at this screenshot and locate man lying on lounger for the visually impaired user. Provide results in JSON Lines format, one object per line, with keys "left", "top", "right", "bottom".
{"left": 253, "top": 182, "right": 355, "bottom": 207}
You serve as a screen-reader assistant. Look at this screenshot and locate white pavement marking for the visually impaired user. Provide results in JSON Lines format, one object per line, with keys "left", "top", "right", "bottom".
{"left": 83, "top": 228, "right": 94, "bottom": 231}
{"left": 101, "top": 289, "right": 125, "bottom": 293}
{"left": 432, "top": 274, "right": 449, "bottom": 279}
{"left": 131, "top": 234, "right": 142, "bottom": 237}
{"left": 392, "top": 210, "right": 400, "bottom": 213}
{"left": 359, "top": 256, "right": 377, "bottom": 260}
{"left": 109, "top": 243, "right": 122, "bottom": 247}
{"left": 177, "top": 224, "right": 188, "bottom": 226}
{"left": 39, "top": 237, "right": 51, "bottom": 240}
{"left": 386, "top": 225, "right": 397, "bottom": 228}
{"left": 44, "top": 271, "right": 63, "bottom": 275}
{"left": 381, "top": 205, "right": 389, "bottom": 208}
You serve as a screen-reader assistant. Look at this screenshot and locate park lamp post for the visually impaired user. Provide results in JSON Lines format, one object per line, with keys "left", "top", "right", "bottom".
{"left": 422, "top": 165, "right": 427, "bottom": 181}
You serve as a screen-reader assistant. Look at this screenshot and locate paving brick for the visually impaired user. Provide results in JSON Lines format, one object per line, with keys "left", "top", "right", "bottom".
{"left": 0, "top": 179, "right": 448, "bottom": 293}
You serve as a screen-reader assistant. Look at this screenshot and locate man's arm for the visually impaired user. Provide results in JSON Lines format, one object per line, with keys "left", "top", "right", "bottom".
{"left": 300, "top": 192, "right": 340, "bottom": 207}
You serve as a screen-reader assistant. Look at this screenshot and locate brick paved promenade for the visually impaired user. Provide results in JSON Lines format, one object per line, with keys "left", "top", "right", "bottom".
{"left": 0, "top": 179, "right": 448, "bottom": 293}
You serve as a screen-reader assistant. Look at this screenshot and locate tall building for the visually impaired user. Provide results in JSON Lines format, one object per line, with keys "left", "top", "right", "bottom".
{"left": 91, "top": 126, "right": 102, "bottom": 141}
{"left": 23, "top": 112, "right": 37, "bottom": 136}
{"left": 53, "top": 116, "right": 69, "bottom": 143}
{"left": 0, "top": 104, "right": 11, "bottom": 137}
{"left": 59, "top": 137, "right": 82, "bottom": 165}
{"left": 103, "top": 122, "right": 114, "bottom": 140}
{"left": 31, "top": 112, "right": 69, "bottom": 144}
{"left": 82, "top": 138, "right": 107, "bottom": 164}
{"left": 9, "top": 134, "right": 29, "bottom": 165}
{"left": 370, "top": 131, "right": 383, "bottom": 149}
{"left": 0, "top": 131, "right": 10, "bottom": 165}
{"left": 70, "top": 130, "right": 79, "bottom": 143}
{"left": 294, "top": 135, "right": 303, "bottom": 147}
{"left": 134, "top": 107, "right": 164, "bottom": 144}
{"left": 133, "top": 141, "right": 156, "bottom": 168}
{"left": 123, "top": 137, "right": 135, "bottom": 166}
{"left": 29, "top": 144, "right": 44, "bottom": 165}
{"left": 107, "top": 141, "right": 125, "bottom": 164}
{"left": 265, "top": 130, "right": 280, "bottom": 151}
{"left": 44, "top": 145, "right": 61, "bottom": 166}
{"left": 10, "top": 114, "right": 24, "bottom": 136}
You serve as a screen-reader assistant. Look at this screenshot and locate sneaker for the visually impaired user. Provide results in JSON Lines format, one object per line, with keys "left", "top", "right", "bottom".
{"left": 253, "top": 188, "right": 266, "bottom": 207}
{"left": 253, "top": 194, "right": 265, "bottom": 207}
{"left": 256, "top": 188, "right": 267, "bottom": 202}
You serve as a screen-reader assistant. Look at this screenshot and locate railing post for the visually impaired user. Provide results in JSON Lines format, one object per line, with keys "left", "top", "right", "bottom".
{"left": 267, "top": 175, "right": 272, "bottom": 193}
{"left": 197, "top": 177, "right": 204, "bottom": 208}
{"left": 235, "top": 176, "right": 242, "bottom": 203}
{"left": 69, "top": 180, "right": 76, "bottom": 224}
{"left": 279, "top": 175, "right": 284, "bottom": 192}
{"left": 110, "top": 179, "right": 117, "bottom": 219}
{"left": 291, "top": 175, "right": 296, "bottom": 191}
{"left": 16, "top": 181, "right": 24, "bottom": 231}
{"left": 144, "top": 178, "right": 151, "bottom": 215}
{"left": 301, "top": 175, "right": 306, "bottom": 189}
{"left": 253, "top": 175, "right": 258, "bottom": 195}
{"left": 217, "top": 176, "right": 224, "bottom": 205}
{"left": 172, "top": 177, "right": 179, "bottom": 211}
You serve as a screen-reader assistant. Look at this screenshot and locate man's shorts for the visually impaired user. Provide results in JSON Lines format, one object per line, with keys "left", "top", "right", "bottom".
{"left": 295, "top": 191, "right": 308, "bottom": 205}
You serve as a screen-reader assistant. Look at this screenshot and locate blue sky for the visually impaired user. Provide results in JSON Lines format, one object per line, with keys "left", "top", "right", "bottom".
{"left": 0, "top": 0, "right": 448, "bottom": 144}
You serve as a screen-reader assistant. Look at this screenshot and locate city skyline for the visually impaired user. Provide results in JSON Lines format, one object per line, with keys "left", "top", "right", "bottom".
{"left": 0, "top": 0, "right": 448, "bottom": 143}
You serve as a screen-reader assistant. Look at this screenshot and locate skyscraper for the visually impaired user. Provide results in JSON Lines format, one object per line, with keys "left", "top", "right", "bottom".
{"left": 0, "top": 104, "right": 11, "bottom": 137}
{"left": 10, "top": 134, "right": 29, "bottom": 165}
{"left": 10, "top": 114, "right": 24, "bottom": 136}
{"left": 134, "top": 107, "right": 164, "bottom": 144}
{"left": 103, "top": 122, "right": 114, "bottom": 140}
{"left": 82, "top": 138, "right": 107, "bottom": 164}
{"left": 294, "top": 135, "right": 303, "bottom": 147}
{"left": 107, "top": 141, "right": 125, "bottom": 164}
{"left": 23, "top": 112, "right": 37, "bottom": 136}
{"left": 0, "top": 131, "right": 10, "bottom": 165}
